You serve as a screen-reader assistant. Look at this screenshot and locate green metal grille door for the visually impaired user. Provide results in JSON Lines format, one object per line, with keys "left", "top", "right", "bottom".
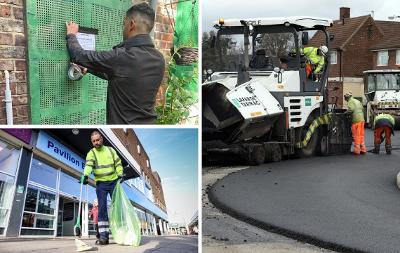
{"left": 26, "top": 0, "right": 132, "bottom": 124}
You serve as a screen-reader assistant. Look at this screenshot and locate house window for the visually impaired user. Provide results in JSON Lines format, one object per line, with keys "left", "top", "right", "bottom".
{"left": 137, "top": 144, "right": 141, "bottom": 154}
{"left": 330, "top": 50, "right": 337, "bottom": 64}
{"left": 396, "top": 50, "right": 400, "bottom": 65}
{"left": 146, "top": 159, "right": 149, "bottom": 168}
{"left": 377, "top": 50, "right": 389, "bottom": 66}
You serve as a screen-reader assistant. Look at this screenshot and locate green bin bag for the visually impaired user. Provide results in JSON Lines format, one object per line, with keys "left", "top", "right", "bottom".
{"left": 109, "top": 181, "right": 141, "bottom": 246}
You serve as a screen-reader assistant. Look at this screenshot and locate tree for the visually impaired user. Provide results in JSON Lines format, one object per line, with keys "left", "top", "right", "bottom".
{"left": 256, "top": 33, "right": 294, "bottom": 57}
{"left": 202, "top": 30, "right": 235, "bottom": 74}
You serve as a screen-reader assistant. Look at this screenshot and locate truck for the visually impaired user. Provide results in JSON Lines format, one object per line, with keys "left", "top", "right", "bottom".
{"left": 364, "top": 69, "right": 400, "bottom": 128}
{"left": 202, "top": 17, "right": 353, "bottom": 165}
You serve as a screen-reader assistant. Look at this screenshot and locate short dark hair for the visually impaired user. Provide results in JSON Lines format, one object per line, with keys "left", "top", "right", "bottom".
{"left": 91, "top": 131, "right": 102, "bottom": 138}
{"left": 126, "top": 2, "right": 155, "bottom": 33}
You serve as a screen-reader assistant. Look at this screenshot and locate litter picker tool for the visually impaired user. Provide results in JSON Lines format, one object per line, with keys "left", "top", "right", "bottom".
{"left": 74, "top": 181, "right": 94, "bottom": 252}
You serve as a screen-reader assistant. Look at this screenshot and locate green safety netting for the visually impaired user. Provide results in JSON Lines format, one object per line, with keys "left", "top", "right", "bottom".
{"left": 170, "top": 0, "right": 198, "bottom": 97}
{"left": 173, "top": 0, "right": 198, "bottom": 49}
{"left": 26, "top": 0, "right": 132, "bottom": 124}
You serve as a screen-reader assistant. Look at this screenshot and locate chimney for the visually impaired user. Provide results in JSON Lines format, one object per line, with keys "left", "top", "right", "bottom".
{"left": 340, "top": 7, "right": 350, "bottom": 19}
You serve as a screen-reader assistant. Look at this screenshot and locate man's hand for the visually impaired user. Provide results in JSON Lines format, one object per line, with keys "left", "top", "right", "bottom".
{"left": 66, "top": 21, "right": 79, "bottom": 35}
{"left": 80, "top": 175, "right": 88, "bottom": 185}
{"left": 71, "top": 63, "right": 87, "bottom": 75}
{"left": 117, "top": 173, "right": 126, "bottom": 183}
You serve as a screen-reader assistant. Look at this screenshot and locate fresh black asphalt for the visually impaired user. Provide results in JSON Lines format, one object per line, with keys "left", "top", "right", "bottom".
{"left": 209, "top": 130, "right": 400, "bottom": 253}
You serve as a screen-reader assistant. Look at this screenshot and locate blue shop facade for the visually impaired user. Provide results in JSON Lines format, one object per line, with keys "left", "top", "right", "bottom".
{"left": 0, "top": 129, "right": 169, "bottom": 237}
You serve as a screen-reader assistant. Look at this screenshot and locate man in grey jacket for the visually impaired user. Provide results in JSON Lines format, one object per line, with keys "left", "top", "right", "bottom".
{"left": 66, "top": 2, "right": 165, "bottom": 124}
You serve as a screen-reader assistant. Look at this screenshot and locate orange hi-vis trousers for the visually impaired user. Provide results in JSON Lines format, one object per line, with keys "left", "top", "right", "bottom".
{"left": 374, "top": 126, "right": 392, "bottom": 146}
{"left": 351, "top": 122, "right": 366, "bottom": 154}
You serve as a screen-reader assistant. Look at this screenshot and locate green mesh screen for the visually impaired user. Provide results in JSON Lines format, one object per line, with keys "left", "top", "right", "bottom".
{"left": 171, "top": 0, "right": 198, "bottom": 95}
{"left": 173, "top": 0, "right": 198, "bottom": 48}
{"left": 26, "top": 0, "right": 132, "bottom": 124}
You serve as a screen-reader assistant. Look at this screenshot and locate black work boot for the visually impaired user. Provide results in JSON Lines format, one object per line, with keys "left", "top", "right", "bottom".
{"left": 373, "top": 145, "right": 380, "bottom": 154}
{"left": 386, "top": 145, "right": 392, "bottom": 155}
{"left": 98, "top": 238, "right": 109, "bottom": 245}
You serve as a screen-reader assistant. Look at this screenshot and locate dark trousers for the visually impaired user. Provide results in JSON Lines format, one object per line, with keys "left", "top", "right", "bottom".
{"left": 96, "top": 180, "right": 117, "bottom": 240}
{"left": 95, "top": 224, "right": 100, "bottom": 239}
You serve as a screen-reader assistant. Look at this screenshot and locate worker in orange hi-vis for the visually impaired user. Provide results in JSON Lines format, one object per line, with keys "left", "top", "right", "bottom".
{"left": 344, "top": 92, "right": 366, "bottom": 155}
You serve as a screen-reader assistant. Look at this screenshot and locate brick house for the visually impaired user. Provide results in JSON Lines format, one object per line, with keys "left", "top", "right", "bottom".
{"left": 0, "top": 0, "right": 175, "bottom": 124}
{"left": 310, "top": 7, "right": 389, "bottom": 108}
{"left": 370, "top": 20, "right": 400, "bottom": 69}
{"left": 113, "top": 128, "right": 167, "bottom": 213}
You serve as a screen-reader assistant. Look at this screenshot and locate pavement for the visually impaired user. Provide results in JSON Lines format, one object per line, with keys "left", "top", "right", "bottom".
{"left": 0, "top": 235, "right": 198, "bottom": 253}
{"left": 208, "top": 129, "right": 400, "bottom": 253}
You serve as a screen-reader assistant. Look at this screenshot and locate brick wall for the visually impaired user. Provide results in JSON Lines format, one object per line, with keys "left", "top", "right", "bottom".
{"left": 0, "top": 0, "right": 28, "bottom": 124}
{"left": 372, "top": 49, "right": 400, "bottom": 69}
{"left": 154, "top": 1, "right": 175, "bottom": 105}
{"left": 0, "top": 0, "right": 175, "bottom": 124}
{"left": 329, "top": 17, "right": 384, "bottom": 79}
{"left": 327, "top": 81, "right": 343, "bottom": 108}
{"left": 112, "top": 128, "right": 167, "bottom": 213}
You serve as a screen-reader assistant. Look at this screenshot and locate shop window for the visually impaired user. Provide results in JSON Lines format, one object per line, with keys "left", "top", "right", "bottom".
{"left": 0, "top": 139, "right": 20, "bottom": 235}
{"left": 29, "top": 158, "right": 57, "bottom": 189}
{"left": 21, "top": 187, "right": 56, "bottom": 235}
{"left": 36, "top": 216, "right": 54, "bottom": 229}
{"left": 0, "top": 141, "right": 20, "bottom": 176}
{"left": 37, "top": 191, "right": 56, "bottom": 215}
{"left": 22, "top": 213, "right": 35, "bottom": 227}
{"left": 59, "top": 172, "right": 81, "bottom": 198}
{"left": 24, "top": 188, "right": 38, "bottom": 212}
{"left": 0, "top": 173, "right": 15, "bottom": 228}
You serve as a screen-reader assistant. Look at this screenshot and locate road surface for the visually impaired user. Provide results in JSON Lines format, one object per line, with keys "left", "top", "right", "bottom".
{"left": 206, "top": 129, "right": 400, "bottom": 253}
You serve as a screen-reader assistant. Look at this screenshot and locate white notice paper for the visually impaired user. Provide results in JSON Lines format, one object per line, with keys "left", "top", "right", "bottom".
{"left": 76, "top": 32, "right": 96, "bottom": 50}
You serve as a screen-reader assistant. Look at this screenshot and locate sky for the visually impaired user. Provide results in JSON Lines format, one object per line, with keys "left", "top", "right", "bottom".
{"left": 134, "top": 128, "right": 198, "bottom": 225}
{"left": 202, "top": 0, "right": 400, "bottom": 32}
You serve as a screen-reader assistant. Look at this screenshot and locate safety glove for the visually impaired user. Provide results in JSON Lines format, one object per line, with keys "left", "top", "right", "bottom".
{"left": 80, "top": 175, "right": 88, "bottom": 185}
{"left": 117, "top": 173, "right": 126, "bottom": 183}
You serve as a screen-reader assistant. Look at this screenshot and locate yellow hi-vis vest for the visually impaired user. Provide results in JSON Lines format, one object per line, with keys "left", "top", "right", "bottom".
{"left": 84, "top": 146, "right": 123, "bottom": 182}
{"left": 303, "top": 47, "right": 325, "bottom": 73}
{"left": 347, "top": 97, "right": 365, "bottom": 123}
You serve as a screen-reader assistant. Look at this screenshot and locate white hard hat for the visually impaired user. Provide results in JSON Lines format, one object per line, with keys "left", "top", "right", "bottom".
{"left": 319, "top": 45, "right": 328, "bottom": 56}
{"left": 344, "top": 92, "right": 352, "bottom": 98}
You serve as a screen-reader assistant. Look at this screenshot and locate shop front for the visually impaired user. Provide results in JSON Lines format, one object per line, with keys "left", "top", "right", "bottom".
{"left": 0, "top": 129, "right": 168, "bottom": 238}
{"left": 0, "top": 138, "right": 23, "bottom": 235}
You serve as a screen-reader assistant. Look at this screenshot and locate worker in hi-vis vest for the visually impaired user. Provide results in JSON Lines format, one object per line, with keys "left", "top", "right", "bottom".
{"left": 80, "top": 131, "right": 124, "bottom": 245}
{"left": 344, "top": 92, "right": 367, "bottom": 155}
{"left": 302, "top": 45, "right": 328, "bottom": 79}
{"left": 373, "top": 113, "right": 395, "bottom": 155}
